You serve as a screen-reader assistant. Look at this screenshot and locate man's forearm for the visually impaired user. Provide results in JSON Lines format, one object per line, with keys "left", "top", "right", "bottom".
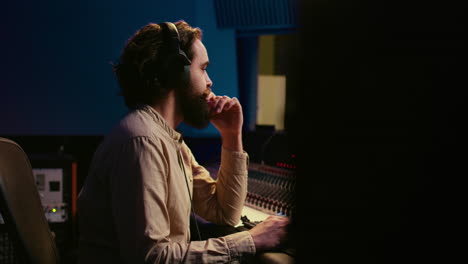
{"left": 221, "top": 132, "right": 243, "bottom": 152}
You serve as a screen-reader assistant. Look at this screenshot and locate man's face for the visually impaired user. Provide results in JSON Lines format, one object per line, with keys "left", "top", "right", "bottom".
{"left": 177, "top": 39, "right": 213, "bottom": 129}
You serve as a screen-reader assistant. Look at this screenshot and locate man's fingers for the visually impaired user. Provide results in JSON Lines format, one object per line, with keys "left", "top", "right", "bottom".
{"left": 266, "top": 215, "right": 290, "bottom": 226}
{"left": 208, "top": 96, "right": 220, "bottom": 113}
{"left": 210, "top": 96, "right": 230, "bottom": 114}
{"left": 206, "top": 92, "right": 216, "bottom": 102}
{"left": 223, "top": 97, "right": 239, "bottom": 111}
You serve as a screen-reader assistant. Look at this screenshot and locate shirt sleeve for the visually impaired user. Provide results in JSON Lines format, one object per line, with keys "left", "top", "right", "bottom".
{"left": 109, "top": 137, "right": 255, "bottom": 263}
{"left": 183, "top": 143, "right": 249, "bottom": 227}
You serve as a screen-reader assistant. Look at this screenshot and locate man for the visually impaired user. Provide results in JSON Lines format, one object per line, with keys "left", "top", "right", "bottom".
{"left": 77, "top": 21, "right": 289, "bottom": 263}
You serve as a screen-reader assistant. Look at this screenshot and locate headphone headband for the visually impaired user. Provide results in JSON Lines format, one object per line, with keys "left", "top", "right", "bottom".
{"left": 159, "top": 22, "right": 191, "bottom": 65}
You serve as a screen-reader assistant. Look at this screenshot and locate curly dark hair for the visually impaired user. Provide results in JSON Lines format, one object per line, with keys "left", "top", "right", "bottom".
{"left": 113, "top": 20, "right": 202, "bottom": 109}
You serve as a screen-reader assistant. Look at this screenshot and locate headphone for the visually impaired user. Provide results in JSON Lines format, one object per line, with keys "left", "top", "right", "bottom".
{"left": 146, "top": 22, "right": 192, "bottom": 90}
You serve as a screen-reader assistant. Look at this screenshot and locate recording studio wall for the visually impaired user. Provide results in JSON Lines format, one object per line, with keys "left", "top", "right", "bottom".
{"left": 0, "top": 0, "right": 237, "bottom": 137}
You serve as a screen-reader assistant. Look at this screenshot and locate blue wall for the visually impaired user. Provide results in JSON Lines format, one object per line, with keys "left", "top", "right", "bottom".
{"left": 0, "top": 0, "right": 237, "bottom": 137}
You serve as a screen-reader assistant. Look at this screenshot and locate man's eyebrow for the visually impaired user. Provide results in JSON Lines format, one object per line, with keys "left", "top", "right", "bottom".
{"left": 201, "top": 60, "right": 210, "bottom": 67}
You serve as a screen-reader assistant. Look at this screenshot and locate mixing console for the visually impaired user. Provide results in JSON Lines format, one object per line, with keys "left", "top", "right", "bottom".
{"left": 205, "top": 162, "right": 296, "bottom": 225}
{"left": 245, "top": 163, "right": 295, "bottom": 217}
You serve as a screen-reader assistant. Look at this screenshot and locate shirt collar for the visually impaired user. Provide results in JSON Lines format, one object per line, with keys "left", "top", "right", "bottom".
{"left": 138, "top": 104, "right": 183, "bottom": 143}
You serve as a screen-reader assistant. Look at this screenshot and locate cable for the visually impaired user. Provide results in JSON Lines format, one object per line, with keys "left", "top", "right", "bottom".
{"left": 177, "top": 150, "right": 202, "bottom": 241}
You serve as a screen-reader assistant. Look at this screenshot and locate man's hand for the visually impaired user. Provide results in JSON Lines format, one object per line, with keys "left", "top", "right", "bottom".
{"left": 207, "top": 92, "right": 243, "bottom": 151}
{"left": 248, "top": 215, "right": 289, "bottom": 252}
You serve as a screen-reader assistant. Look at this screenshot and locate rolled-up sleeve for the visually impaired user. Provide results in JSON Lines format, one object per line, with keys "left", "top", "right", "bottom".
{"left": 146, "top": 231, "right": 255, "bottom": 263}
{"left": 189, "top": 144, "right": 249, "bottom": 226}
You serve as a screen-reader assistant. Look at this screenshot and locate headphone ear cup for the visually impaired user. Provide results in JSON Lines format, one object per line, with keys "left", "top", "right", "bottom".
{"left": 178, "top": 50, "right": 191, "bottom": 65}
{"left": 164, "top": 55, "right": 191, "bottom": 89}
{"left": 181, "top": 64, "right": 191, "bottom": 88}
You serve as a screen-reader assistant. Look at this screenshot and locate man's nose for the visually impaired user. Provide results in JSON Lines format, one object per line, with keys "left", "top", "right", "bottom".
{"left": 206, "top": 74, "right": 213, "bottom": 89}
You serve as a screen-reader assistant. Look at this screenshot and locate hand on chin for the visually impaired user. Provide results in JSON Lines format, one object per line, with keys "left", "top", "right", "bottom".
{"left": 207, "top": 93, "right": 243, "bottom": 136}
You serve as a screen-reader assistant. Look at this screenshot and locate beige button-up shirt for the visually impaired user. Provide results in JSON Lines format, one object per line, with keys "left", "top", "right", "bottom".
{"left": 77, "top": 105, "right": 255, "bottom": 263}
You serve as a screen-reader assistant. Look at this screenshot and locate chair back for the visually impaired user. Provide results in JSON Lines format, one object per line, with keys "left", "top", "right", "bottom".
{"left": 0, "top": 137, "right": 60, "bottom": 264}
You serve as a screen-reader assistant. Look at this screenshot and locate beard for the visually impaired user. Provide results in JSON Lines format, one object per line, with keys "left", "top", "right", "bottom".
{"left": 177, "top": 86, "right": 211, "bottom": 129}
